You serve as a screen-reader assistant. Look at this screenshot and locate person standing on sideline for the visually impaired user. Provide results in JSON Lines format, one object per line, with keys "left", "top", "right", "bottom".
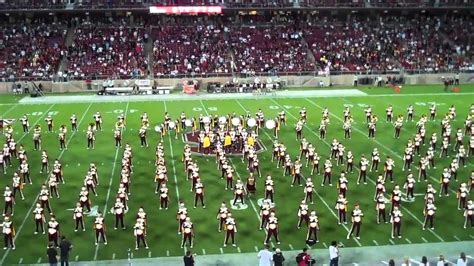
{"left": 329, "top": 241, "right": 340, "bottom": 266}
{"left": 297, "top": 247, "right": 314, "bottom": 266}
{"left": 272, "top": 248, "right": 285, "bottom": 266}
{"left": 183, "top": 250, "right": 195, "bottom": 266}
{"left": 258, "top": 244, "right": 273, "bottom": 266}
{"left": 457, "top": 252, "right": 467, "bottom": 266}
{"left": 59, "top": 236, "right": 72, "bottom": 266}
{"left": 47, "top": 242, "right": 58, "bottom": 266}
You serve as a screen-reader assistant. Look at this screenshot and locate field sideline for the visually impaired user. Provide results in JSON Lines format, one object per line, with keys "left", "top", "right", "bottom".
{"left": 0, "top": 85, "right": 473, "bottom": 264}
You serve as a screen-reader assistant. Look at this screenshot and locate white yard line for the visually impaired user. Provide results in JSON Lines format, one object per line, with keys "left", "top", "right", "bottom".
{"left": 18, "top": 258, "right": 23, "bottom": 264}
{"left": 237, "top": 247, "right": 241, "bottom": 253}
{"left": 93, "top": 101, "right": 129, "bottom": 261}
{"left": 373, "top": 240, "right": 379, "bottom": 246}
{"left": 220, "top": 247, "right": 225, "bottom": 254}
{"left": 202, "top": 249, "right": 206, "bottom": 255}
{"left": 0, "top": 102, "right": 91, "bottom": 265}
{"left": 75, "top": 255, "right": 79, "bottom": 261}
{"left": 405, "top": 238, "right": 412, "bottom": 244}
{"left": 148, "top": 251, "right": 152, "bottom": 258}
{"left": 271, "top": 98, "right": 446, "bottom": 242}
{"left": 453, "top": 235, "right": 461, "bottom": 241}
{"left": 389, "top": 239, "right": 396, "bottom": 245}
{"left": 289, "top": 244, "right": 294, "bottom": 250}
{"left": 0, "top": 104, "right": 18, "bottom": 116}
{"left": 421, "top": 237, "right": 428, "bottom": 243}
{"left": 166, "top": 250, "right": 170, "bottom": 256}
{"left": 163, "top": 101, "right": 181, "bottom": 203}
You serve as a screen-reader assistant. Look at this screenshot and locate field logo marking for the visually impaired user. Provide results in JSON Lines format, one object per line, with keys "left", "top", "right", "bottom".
{"left": 229, "top": 200, "right": 248, "bottom": 210}
{"left": 0, "top": 118, "right": 15, "bottom": 127}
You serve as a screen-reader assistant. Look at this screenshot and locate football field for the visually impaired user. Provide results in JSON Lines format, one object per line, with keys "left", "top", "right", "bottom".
{"left": 0, "top": 85, "right": 473, "bottom": 264}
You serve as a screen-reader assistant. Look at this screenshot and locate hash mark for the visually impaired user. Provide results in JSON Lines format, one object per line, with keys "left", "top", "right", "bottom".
{"left": 254, "top": 246, "right": 259, "bottom": 252}
{"left": 220, "top": 248, "right": 224, "bottom": 254}
{"left": 454, "top": 235, "right": 461, "bottom": 241}
{"left": 75, "top": 255, "right": 79, "bottom": 261}
{"left": 421, "top": 237, "right": 428, "bottom": 243}
{"left": 389, "top": 239, "right": 396, "bottom": 245}
{"left": 405, "top": 238, "right": 412, "bottom": 244}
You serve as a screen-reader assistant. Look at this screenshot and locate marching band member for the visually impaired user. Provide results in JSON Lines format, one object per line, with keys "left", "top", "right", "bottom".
{"left": 94, "top": 211, "right": 107, "bottom": 245}
{"left": 310, "top": 151, "right": 321, "bottom": 176}
{"left": 429, "top": 104, "right": 436, "bottom": 121}
{"left": 233, "top": 180, "right": 245, "bottom": 206}
{"left": 47, "top": 216, "right": 60, "bottom": 247}
{"left": 364, "top": 106, "right": 372, "bottom": 123}
{"left": 374, "top": 175, "right": 386, "bottom": 201}
{"left": 335, "top": 194, "right": 348, "bottom": 225}
{"left": 33, "top": 125, "right": 41, "bottom": 150}
{"left": 73, "top": 202, "right": 85, "bottom": 232}
{"left": 48, "top": 173, "right": 60, "bottom": 199}
{"left": 3, "top": 186, "right": 14, "bottom": 216}
{"left": 40, "top": 185, "right": 52, "bottom": 214}
{"left": 375, "top": 193, "right": 387, "bottom": 224}
{"left": 58, "top": 125, "right": 67, "bottom": 150}
{"left": 264, "top": 175, "right": 275, "bottom": 203}
{"left": 347, "top": 203, "right": 363, "bottom": 240}
{"left": 457, "top": 183, "right": 469, "bottom": 210}
{"left": 113, "top": 198, "right": 126, "bottom": 230}
{"left": 223, "top": 212, "right": 237, "bottom": 247}
{"left": 384, "top": 156, "right": 395, "bottom": 182}
{"left": 181, "top": 217, "right": 194, "bottom": 248}
{"left": 159, "top": 183, "right": 169, "bottom": 210}
{"left": 297, "top": 200, "right": 309, "bottom": 229}
{"left": 336, "top": 144, "right": 345, "bottom": 166}
{"left": 139, "top": 126, "right": 148, "bottom": 147}
{"left": 418, "top": 156, "right": 429, "bottom": 182}
{"left": 306, "top": 211, "right": 319, "bottom": 242}
{"left": 79, "top": 186, "right": 91, "bottom": 212}
{"left": 94, "top": 112, "right": 102, "bottom": 131}
{"left": 12, "top": 172, "right": 24, "bottom": 200}
{"left": 134, "top": 219, "right": 148, "bottom": 250}
{"left": 264, "top": 211, "right": 280, "bottom": 245}
{"left": 423, "top": 199, "right": 436, "bottom": 230}
{"left": 45, "top": 115, "right": 53, "bottom": 132}
{"left": 176, "top": 202, "right": 188, "bottom": 234}
{"left": 346, "top": 151, "right": 354, "bottom": 174}
{"left": 20, "top": 115, "right": 29, "bottom": 133}
{"left": 259, "top": 199, "right": 272, "bottom": 230}
{"left": 322, "top": 159, "right": 333, "bottom": 186}
{"left": 358, "top": 155, "right": 369, "bottom": 185}
{"left": 440, "top": 137, "right": 449, "bottom": 158}
{"left": 304, "top": 177, "right": 314, "bottom": 204}
{"left": 0, "top": 216, "right": 15, "bottom": 250}
{"left": 450, "top": 158, "right": 459, "bottom": 181}
{"left": 114, "top": 128, "right": 122, "bottom": 148}
{"left": 386, "top": 105, "right": 393, "bottom": 122}
{"left": 391, "top": 185, "right": 402, "bottom": 212}
{"left": 404, "top": 173, "right": 416, "bottom": 200}
{"left": 86, "top": 127, "right": 95, "bottom": 150}
{"left": 40, "top": 150, "right": 49, "bottom": 174}
{"left": 457, "top": 145, "right": 466, "bottom": 167}
{"left": 194, "top": 178, "right": 205, "bottom": 209}
{"left": 217, "top": 202, "right": 229, "bottom": 232}
{"left": 391, "top": 206, "right": 403, "bottom": 238}
{"left": 464, "top": 200, "right": 474, "bottom": 229}
{"left": 291, "top": 159, "right": 303, "bottom": 187}
{"left": 344, "top": 106, "right": 351, "bottom": 122}
{"left": 33, "top": 202, "right": 46, "bottom": 234}
{"left": 440, "top": 168, "right": 451, "bottom": 197}
{"left": 70, "top": 114, "right": 77, "bottom": 131}
{"left": 406, "top": 105, "right": 414, "bottom": 122}
{"left": 370, "top": 148, "right": 380, "bottom": 172}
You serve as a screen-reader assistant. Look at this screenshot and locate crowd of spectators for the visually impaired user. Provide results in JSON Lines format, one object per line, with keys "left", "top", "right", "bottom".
{"left": 0, "top": 13, "right": 473, "bottom": 80}
{"left": 66, "top": 19, "right": 148, "bottom": 79}
{"left": 230, "top": 26, "right": 314, "bottom": 74}
{"left": 0, "top": 18, "right": 67, "bottom": 80}
{"left": 152, "top": 24, "right": 229, "bottom": 76}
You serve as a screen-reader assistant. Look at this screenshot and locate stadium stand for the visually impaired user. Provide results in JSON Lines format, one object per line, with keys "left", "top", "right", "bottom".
{"left": 0, "top": 17, "right": 67, "bottom": 80}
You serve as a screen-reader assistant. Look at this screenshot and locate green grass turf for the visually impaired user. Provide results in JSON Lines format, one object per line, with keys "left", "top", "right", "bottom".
{"left": 0, "top": 87, "right": 472, "bottom": 263}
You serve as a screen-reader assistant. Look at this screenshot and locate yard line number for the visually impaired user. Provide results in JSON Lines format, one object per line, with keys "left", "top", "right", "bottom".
{"left": 414, "top": 102, "right": 445, "bottom": 106}
{"left": 112, "top": 109, "right": 138, "bottom": 114}
{"left": 29, "top": 111, "right": 59, "bottom": 116}
{"left": 192, "top": 107, "right": 217, "bottom": 112}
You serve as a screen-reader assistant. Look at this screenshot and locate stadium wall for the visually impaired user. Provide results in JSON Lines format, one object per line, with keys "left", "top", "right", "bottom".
{"left": 0, "top": 73, "right": 473, "bottom": 94}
